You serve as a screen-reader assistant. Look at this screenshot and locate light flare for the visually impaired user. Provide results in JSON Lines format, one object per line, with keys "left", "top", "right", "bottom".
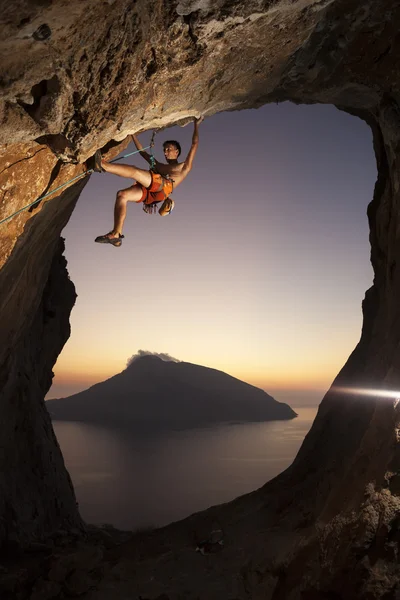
{"left": 334, "top": 386, "right": 400, "bottom": 404}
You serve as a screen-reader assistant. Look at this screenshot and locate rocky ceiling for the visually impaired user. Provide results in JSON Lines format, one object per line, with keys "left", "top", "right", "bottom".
{"left": 1, "top": 0, "right": 400, "bottom": 597}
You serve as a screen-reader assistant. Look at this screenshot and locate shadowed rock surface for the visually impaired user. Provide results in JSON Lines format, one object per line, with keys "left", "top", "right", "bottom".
{"left": 47, "top": 354, "right": 297, "bottom": 429}
{"left": 1, "top": 0, "right": 400, "bottom": 598}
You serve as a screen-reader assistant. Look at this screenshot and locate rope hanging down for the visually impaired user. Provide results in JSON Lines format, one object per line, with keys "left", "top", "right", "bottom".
{"left": 0, "top": 143, "right": 153, "bottom": 227}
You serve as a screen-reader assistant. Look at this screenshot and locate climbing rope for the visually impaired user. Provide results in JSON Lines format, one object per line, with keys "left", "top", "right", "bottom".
{"left": 149, "top": 129, "right": 158, "bottom": 171}
{"left": 0, "top": 143, "right": 153, "bottom": 226}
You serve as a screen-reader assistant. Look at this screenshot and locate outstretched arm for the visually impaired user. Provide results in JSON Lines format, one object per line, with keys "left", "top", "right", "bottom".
{"left": 183, "top": 117, "right": 203, "bottom": 173}
{"left": 131, "top": 134, "right": 158, "bottom": 166}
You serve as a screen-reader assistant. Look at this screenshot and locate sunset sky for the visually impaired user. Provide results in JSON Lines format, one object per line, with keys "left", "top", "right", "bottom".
{"left": 48, "top": 102, "right": 376, "bottom": 407}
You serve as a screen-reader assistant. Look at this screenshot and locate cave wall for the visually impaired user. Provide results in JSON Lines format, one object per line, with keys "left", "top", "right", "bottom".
{"left": 1, "top": 0, "right": 400, "bottom": 592}
{"left": 0, "top": 175, "right": 88, "bottom": 544}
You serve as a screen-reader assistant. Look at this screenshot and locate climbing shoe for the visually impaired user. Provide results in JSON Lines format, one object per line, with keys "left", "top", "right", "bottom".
{"left": 94, "top": 150, "right": 104, "bottom": 173}
{"left": 87, "top": 150, "right": 104, "bottom": 173}
{"left": 95, "top": 233, "right": 124, "bottom": 247}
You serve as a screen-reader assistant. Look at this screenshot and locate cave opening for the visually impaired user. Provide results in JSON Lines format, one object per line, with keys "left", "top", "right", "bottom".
{"left": 45, "top": 102, "right": 377, "bottom": 530}
{"left": 1, "top": 0, "right": 400, "bottom": 592}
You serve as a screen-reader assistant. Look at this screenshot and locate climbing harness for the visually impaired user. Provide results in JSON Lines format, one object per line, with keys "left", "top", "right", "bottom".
{"left": 0, "top": 143, "right": 153, "bottom": 227}
{"left": 142, "top": 201, "right": 159, "bottom": 215}
{"left": 142, "top": 196, "right": 174, "bottom": 216}
{"left": 142, "top": 174, "right": 175, "bottom": 216}
{"left": 141, "top": 131, "right": 175, "bottom": 217}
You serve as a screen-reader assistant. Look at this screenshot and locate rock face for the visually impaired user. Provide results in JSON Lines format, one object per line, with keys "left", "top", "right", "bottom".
{"left": 47, "top": 354, "right": 297, "bottom": 428}
{"left": 1, "top": 0, "right": 400, "bottom": 597}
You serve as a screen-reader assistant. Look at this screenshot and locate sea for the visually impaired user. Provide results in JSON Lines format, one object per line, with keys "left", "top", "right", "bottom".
{"left": 53, "top": 406, "right": 318, "bottom": 531}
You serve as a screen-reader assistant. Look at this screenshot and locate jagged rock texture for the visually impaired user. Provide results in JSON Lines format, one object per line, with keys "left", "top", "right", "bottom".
{"left": 1, "top": 0, "right": 400, "bottom": 597}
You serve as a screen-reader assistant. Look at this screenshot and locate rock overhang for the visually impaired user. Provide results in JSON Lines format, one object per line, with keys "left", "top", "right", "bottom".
{"left": 1, "top": 0, "right": 396, "bottom": 161}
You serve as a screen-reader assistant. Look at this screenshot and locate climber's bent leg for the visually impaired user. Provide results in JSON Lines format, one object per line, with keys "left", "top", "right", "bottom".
{"left": 113, "top": 185, "right": 143, "bottom": 234}
{"left": 95, "top": 184, "right": 143, "bottom": 245}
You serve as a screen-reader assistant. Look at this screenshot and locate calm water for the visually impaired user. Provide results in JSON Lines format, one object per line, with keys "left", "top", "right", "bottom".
{"left": 54, "top": 406, "right": 318, "bottom": 530}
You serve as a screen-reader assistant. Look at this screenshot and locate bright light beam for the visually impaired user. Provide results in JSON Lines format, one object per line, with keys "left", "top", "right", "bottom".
{"left": 334, "top": 386, "right": 400, "bottom": 405}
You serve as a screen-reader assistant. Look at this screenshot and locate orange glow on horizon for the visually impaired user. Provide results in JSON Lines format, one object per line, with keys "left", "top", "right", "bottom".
{"left": 51, "top": 358, "right": 334, "bottom": 400}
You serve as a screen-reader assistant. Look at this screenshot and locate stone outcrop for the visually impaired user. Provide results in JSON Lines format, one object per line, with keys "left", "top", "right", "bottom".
{"left": 1, "top": 0, "right": 400, "bottom": 597}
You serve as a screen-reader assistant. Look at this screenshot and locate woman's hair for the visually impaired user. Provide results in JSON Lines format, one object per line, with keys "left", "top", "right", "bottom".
{"left": 163, "top": 140, "right": 181, "bottom": 157}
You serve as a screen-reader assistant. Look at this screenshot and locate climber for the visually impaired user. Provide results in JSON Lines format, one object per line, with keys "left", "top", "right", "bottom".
{"left": 94, "top": 116, "right": 204, "bottom": 247}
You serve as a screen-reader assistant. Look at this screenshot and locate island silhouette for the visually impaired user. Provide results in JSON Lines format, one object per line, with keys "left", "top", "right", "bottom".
{"left": 47, "top": 354, "right": 297, "bottom": 430}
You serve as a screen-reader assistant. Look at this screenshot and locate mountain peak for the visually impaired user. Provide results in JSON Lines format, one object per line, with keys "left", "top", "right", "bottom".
{"left": 48, "top": 359, "right": 297, "bottom": 430}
